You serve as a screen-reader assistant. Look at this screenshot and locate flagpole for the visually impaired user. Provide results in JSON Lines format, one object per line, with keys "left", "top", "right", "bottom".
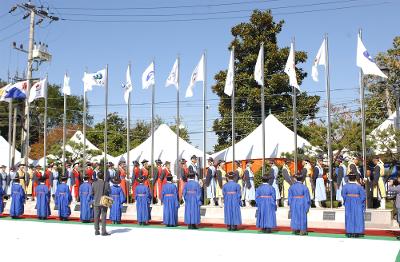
{"left": 62, "top": 73, "right": 67, "bottom": 177}
{"left": 359, "top": 29, "right": 368, "bottom": 208}
{"left": 104, "top": 64, "right": 109, "bottom": 175}
{"left": 292, "top": 38, "right": 298, "bottom": 176}
{"left": 43, "top": 74, "right": 48, "bottom": 172}
{"left": 83, "top": 68, "right": 87, "bottom": 173}
{"left": 151, "top": 60, "right": 155, "bottom": 197}
{"left": 231, "top": 46, "right": 236, "bottom": 170}
{"left": 8, "top": 100, "right": 12, "bottom": 171}
{"left": 176, "top": 56, "right": 180, "bottom": 180}
{"left": 126, "top": 63, "right": 131, "bottom": 203}
{"left": 203, "top": 51, "right": 207, "bottom": 204}
{"left": 324, "top": 34, "right": 333, "bottom": 209}
{"left": 260, "top": 43, "right": 266, "bottom": 177}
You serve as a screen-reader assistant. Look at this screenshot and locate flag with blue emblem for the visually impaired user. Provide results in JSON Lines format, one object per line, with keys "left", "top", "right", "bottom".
{"left": 82, "top": 69, "right": 106, "bottom": 92}
{"left": 224, "top": 49, "right": 234, "bottom": 96}
{"left": 123, "top": 64, "right": 133, "bottom": 103}
{"left": 0, "top": 83, "right": 12, "bottom": 102}
{"left": 29, "top": 76, "right": 48, "bottom": 102}
{"left": 185, "top": 54, "right": 204, "bottom": 98}
{"left": 4, "top": 80, "right": 28, "bottom": 100}
{"left": 356, "top": 35, "right": 387, "bottom": 78}
{"left": 142, "top": 62, "right": 155, "bottom": 89}
{"left": 165, "top": 59, "right": 179, "bottom": 89}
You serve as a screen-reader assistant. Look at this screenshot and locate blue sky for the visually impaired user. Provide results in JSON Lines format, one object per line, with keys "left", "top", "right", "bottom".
{"left": 0, "top": 0, "right": 398, "bottom": 153}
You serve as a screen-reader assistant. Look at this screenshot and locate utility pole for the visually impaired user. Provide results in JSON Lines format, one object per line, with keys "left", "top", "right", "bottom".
{"left": 9, "top": 2, "right": 58, "bottom": 173}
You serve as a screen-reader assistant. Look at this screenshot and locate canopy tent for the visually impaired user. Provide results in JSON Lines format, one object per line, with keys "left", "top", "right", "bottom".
{"left": 0, "top": 135, "right": 23, "bottom": 167}
{"left": 116, "top": 124, "right": 207, "bottom": 171}
{"left": 370, "top": 111, "right": 397, "bottom": 154}
{"left": 212, "top": 114, "right": 312, "bottom": 162}
{"left": 32, "top": 130, "right": 115, "bottom": 165}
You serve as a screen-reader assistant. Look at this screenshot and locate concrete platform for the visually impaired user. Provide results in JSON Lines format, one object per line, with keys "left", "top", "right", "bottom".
{"left": 2, "top": 199, "right": 397, "bottom": 230}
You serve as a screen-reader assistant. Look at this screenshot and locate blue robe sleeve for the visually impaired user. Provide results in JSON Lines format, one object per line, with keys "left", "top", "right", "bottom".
{"left": 120, "top": 188, "right": 126, "bottom": 205}
{"left": 161, "top": 186, "right": 165, "bottom": 203}
{"left": 68, "top": 188, "right": 72, "bottom": 204}
{"left": 341, "top": 186, "right": 347, "bottom": 205}
{"left": 359, "top": 186, "right": 366, "bottom": 210}
{"left": 196, "top": 183, "right": 201, "bottom": 205}
{"left": 304, "top": 187, "right": 311, "bottom": 210}
{"left": 146, "top": 187, "right": 152, "bottom": 203}
{"left": 182, "top": 184, "right": 187, "bottom": 200}
{"left": 288, "top": 186, "right": 292, "bottom": 206}
{"left": 255, "top": 187, "right": 260, "bottom": 206}
{"left": 272, "top": 187, "right": 277, "bottom": 206}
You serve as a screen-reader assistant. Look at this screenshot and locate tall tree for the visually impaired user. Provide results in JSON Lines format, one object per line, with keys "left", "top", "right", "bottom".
{"left": 211, "top": 10, "right": 320, "bottom": 152}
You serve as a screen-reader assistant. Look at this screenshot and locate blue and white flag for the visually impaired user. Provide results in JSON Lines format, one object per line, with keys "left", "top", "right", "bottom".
{"left": 82, "top": 69, "right": 106, "bottom": 92}
{"left": 356, "top": 35, "right": 387, "bottom": 78}
{"left": 165, "top": 59, "right": 179, "bottom": 89}
{"left": 0, "top": 83, "right": 12, "bottom": 102}
{"left": 4, "top": 80, "right": 28, "bottom": 100}
{"left": 29, "top": 77, "right": 48, "bottom": 102}
{"left": 123, "top": 64, "right": 133, "bottom": 103}
{"left": 185, "top": 54, "right": 204, "bottom": 98}
{"left": 142, "top": 62, "right": 155, "bottom": 89}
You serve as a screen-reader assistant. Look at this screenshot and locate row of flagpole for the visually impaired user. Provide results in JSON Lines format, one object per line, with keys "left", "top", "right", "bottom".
{"left": 1, "top": 31, "right": 388, "bottom": 196}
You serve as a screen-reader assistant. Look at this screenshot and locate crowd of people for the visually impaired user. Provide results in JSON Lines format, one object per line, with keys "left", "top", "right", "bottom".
{"left": 0, "top": 154, "right": 399, "bottom": 239}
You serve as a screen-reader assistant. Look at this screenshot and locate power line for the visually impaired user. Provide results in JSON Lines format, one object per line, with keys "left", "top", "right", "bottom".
{"left": 0, "top": 18, "right": 21, "bottom": 32}
{"left": 53, "top": 0, "right": 361, "bottom": 17}
{"left": 0, "top": 26, "right": 29, "bottom": 43}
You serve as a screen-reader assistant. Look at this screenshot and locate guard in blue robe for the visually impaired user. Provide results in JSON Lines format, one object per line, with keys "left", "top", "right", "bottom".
{"left": 183, "top": 172, "right": 202, "bottom": 229}
{"left": 55, "top": 176, "right": 72, "bottom": 221}
{"left": 223, "top": 172, "right": 242, "bottom": 231}
{"left": 135, "top": 177, "right": 152, "bottom": 225}
{"left": 79, "top": 176, "right": 93, "bottom": 222}
{"left": 109, "top": 176, "right": 126, "bottom": 224}
{"left": 0, "top": 185, "right": 4, "bottom": 214}
{"left": 288, "top": 174, "right": 311, "bottom": 235}
{"left": 256, "top": 176, "right": 277, "bottom": 233}
{"left": 161, "top": 175, "right": 179, "bottom": 227}
{"left": 342, "top": 172, "right": 366, "bottom": 238}
{"left": 35, "top": 177, "right": 51, "bottom": 219}
{"left": 10, "top": 176, "right": 25, "bottom": 218}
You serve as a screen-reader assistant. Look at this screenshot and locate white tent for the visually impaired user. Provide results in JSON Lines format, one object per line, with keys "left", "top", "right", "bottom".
{"left": 117, "top": 124, "right": 206, "bottom": 170}
{"left": 212, "top": 114, "right": 312, "bottom": 162}
{"left": 370, "top": 111, "right": 397, "bottom": 154}
{"left": 0, "top": 136, "right": 23, "bottom": 166}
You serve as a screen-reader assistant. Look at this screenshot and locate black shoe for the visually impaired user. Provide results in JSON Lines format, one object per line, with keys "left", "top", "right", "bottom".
{"left": 396, "top": 236, "right": 400, "bottom": 240}
{"left": 101, "top": 232, "right": 111, "bottom": 236}
{"left": 188, "top": 225, "right": 192, "bottom": 229}
{"left": 266, "top": 228, "right": 272, "bottom": 233}
{"left": 299, "top": 231, "right": 308, "bottom": 236}
{"left": 95, "top": 231, "right": 100, "bottom": 236}
{"left": 293, "top": 230, "right": 299, "bottom": 235}
{"left": 192, "top": 225, "right": 198, "bottom": 230}
{"left": 116, "top": 221, "right": 121, "bottom": 224}
{"left": 227, "top": 225, "right": 232, "bottom": 231}
{"left": 232, "top": 225, "right": 238, "bottom": 231}
{"left": 346, "top": 233, "right": 352, "bottom": 238}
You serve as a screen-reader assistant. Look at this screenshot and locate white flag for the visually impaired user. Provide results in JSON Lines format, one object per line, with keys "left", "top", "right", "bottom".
{"left": 123, "top": 64, "right": 133, "bottom": 104}
{"left": 62, "top": 74, "right": 71, "bottom": 95}
{"left": 142, "top": 62, "right": 155, "bottom": 89}
{"left": 82, "top": 69, "right": 106, "bottom": 92}
{"left": 254, "top": 45, "right": 264, "bottom": 86}
{"left": 165, "top": 59, "right": 179, "bottom": 89}
{"left": 356, "top": 35, "right": 387, "bottom": 78}
{"left": 29, "top": 77, "right": 48, "bottom": 102}
{"left": 0, "top": 83, "right": 12, "bottom": 102}
{"left": 311, "top": 39, "right": 327, "bottom": 82}
{"left": 224, "top": 49, "right": 234, "bottom": 96}
{"left": 284, "top": 43, "right": 299, "bottom": 89}
{"left": 185, "top": 54, "right": 204, "bottom": 98}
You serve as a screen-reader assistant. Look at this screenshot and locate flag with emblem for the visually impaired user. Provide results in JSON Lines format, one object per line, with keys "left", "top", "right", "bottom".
{"left": 0, "top": 83, "right": 12, "bottom": 102}
{"left": 4, "top": 80, "right": 29, "bottom": 100}
{"left": 311, "top": 39, "right": 326, "bottom": 82}
{"left": 224, "top": 49, "right": 234, "bottom": 96}
{"left": 142, "top": 62, "right": 155, "bottom": 90}
{"left": 356, "top": 35, "right": 387, "bottom": 78}
{"left": 185, "top": 54, "right": 204, "bottom": 98}
{"left": 82, "top": 69, "right": 106, "bottom": 92}
{"left": 123, "top": 64, "right": 133, "bottom": 103}
{"left": 165, "top": 59, "right": 179, "bottom": 89}
{"left": 29, "top": 76, "right": 48, "bottom": 102}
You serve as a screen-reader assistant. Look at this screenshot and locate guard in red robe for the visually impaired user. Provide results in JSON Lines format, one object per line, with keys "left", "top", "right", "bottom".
{"left": 72, "top": 163, "right": 81, "bottom": 202}
{"left": 85, "top": 162, "right": 94, "bottom": 183}
{"left": 139, "top": 159, "right": 151, "bottom": 189}
{"left": 44, "top": 164, "right": 52, "bottom": 189}
{"left": 178, "top": 159, "right": 189, "bottom": 202}
{"left": 161, "top": 161, "right": 171, "bottom": 187}
{"left": 118, "top": 160, "right": 128, "bottom": 202}
{"left": 153, "top": 159, "right": 163, "bottom": 204}
{"left": 131, "top": 161, "right": 140, "bottom": 200}
{"left": 32, "top": 165, "right": 43, "bottom": 200}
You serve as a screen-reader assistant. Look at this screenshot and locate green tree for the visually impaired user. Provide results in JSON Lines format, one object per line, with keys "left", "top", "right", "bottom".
{"left": 211, "top": 10, "right": 320, "bottom": 152}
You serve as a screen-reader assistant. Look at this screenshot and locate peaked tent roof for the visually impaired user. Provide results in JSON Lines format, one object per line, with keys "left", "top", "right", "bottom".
{"left": 212, "top": 114, "right": 311, "bottom": 162}
{"left": 370, "top": 111, "right": 397, "bottom": 136}
{"left": 0, "top": 135, "right": 22, "bottom": 166}
{"left": 117, "top": 124, "right": 206, "bottom": 166}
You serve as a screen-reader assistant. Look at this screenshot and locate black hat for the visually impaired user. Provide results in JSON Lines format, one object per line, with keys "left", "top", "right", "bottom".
{"left": 39, "top": 175, "right": 46, "bottom": 183}
{"left": 29, "top": 164, "right": 35, "bottom": 168}
{"left": 18, "top": 163, "right": 25, "bottom": 167}
{"left": 246, "top": 159, "right": 254, "bottom": 164}
{"left": 137, "top": 176, "right": 145, "bottom": 183}
{"left": 14, "top": 175, "right": 20, "bottom": 182}
{"left": 112, "top": 176, "right": 121, "bottom": 184}
{"left": 10, "top": 166, "right": 15, "bottom": 171}
{"left": 107, "top": 162, "right": 114, "bottom": 166}
{"left": 217, "top": 160, "right": 225, "bottom": 166}
{"left": 133, "top": 160, "right": 139, "bottom": 166}
{"left": 336, "top": 155, "right": 344, "bottom": 162}
{"left": 317, "top": 155, "right": 324, "bottom": 160}
{"left": 207, "top": 157, "right": 214, "bottom": 162}
{"left": 155, "top": 159, "right": 162, "bottom": 165}
{"left": 73, "top": 162, "right": 79, "bottom": 167}
{"left": 83, "top": 175, "right": 89, "bottom": 181}
{"left": 303, "top": 159, "right": 310, "bottom": 163}
{"left": 261, "top": 175, "right": 269, "bottom": 182}
{"left": 284, "top": 158, "right": 291, "bottom": 164}
{"left": 166, "top": 174, "right": 173, "bottom": 181}
{"left": 118, "top": 160, "right": 126, "bottom": 165}
{"left": 35, "top": 164, "right": 42, "bottom": 169}
{"left": 0, "top": 165, "right": 5, "bottom": 168}
{"left": 226, "top": 172, "right": 235, "bottom": 180}
{"left": 141, "top": 159, "right": 149, "bottom": 164}
{"left": 190, "top": 155, "right": 197, "bottom": 160}
{"left": 234, "top": 160, "right": 241, "bottom": 166}
{"left": 86, "top": 162, "right": 92, "bottom": 166}
{"left": 60, "top": 174, "right": 68, "bottom": 181}
{"left": 188, "top": 172, "right": 195, "bottom": 179}
{"left": 180, "top": 159, "right": 187, "bottom": 164}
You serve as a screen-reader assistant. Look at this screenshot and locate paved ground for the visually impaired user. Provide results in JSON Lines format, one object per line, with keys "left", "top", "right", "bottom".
{"left": 1, "top": 218, "right": 399, "bottom": 262}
